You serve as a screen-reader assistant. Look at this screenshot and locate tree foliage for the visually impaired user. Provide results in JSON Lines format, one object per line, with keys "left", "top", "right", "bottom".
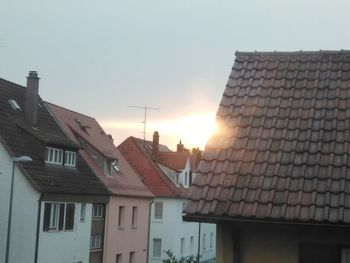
{"left": 162, "top": 250, "right": 198, "bottom": 263}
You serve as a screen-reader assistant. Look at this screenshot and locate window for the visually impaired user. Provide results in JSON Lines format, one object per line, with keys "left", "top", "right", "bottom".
{"left": 181, "top": 238, "right": 185, "bottom": 256}
{"left": 80, "top": 203, "right": 86, "bottom": 222}
{"left": 184, "top": 172, "right": 188, "bottom": 186}
{"left": 190, "top": 236, "right": 194, "bottom": 252}
{"left": 64, "top": 151, "right": 76, "bottom": 167}
{"left": 129, "top": 251, "right": 135, "bottom": 263}
{"left": 210, "top": 232, "right": 214, "bottom": 248}
{"left": 112, "top": 160, "right": 121, "bottom": 173}
{"left": 342, "top": 249, "right": 350, "bottom": 263}
{"left": 43, "top": 202, "right": 75, "bottom": 231}
{"left": 118, "top": 206, "right": 125, "bottom": 228}
{"left": 154, "top": 201, "right": 163, "bottom": 219}
{"left": 203, "top": 234, "right": 207, "bottom": 250}
{"left": 132, "top": 206, "right": 137, "bottom": 228}
{"left": 153, "top": 238, "right": 162, "bottom": 258}
{"left": 116, "top": 254, "right": 122, "bottom": 263}
{"left": 92, "top": 204, "right": 103, "bottom": 218}
{"left": 8, "top": 99, "right": 21, "bottom": 111}
{"left": 90, "top": 235, "right": 102, "bottom": 249}
{"left": 45, "top": 147, "right": 63, "bottom": 165}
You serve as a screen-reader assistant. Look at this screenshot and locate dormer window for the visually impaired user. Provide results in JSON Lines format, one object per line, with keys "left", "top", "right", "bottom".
{"left": 45, "top": 147, "right": 77, "bottom": 167}
{"left": 46, "top": 147, "right": 63, "bottom": 164}
{"left": 65, "top": 151, "right": 76, "bottom": 167}
{"left": 105, "top": 159, "right": 121, "bottom": 176}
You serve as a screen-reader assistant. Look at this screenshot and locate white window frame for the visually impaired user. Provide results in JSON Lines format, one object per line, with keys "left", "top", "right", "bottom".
{"left": 46, "top": 147, "right": 63, "bottom": 165}
{"left": 118, "top": 205, "right": 125, "bottom": 228}
{"left": 90, "top": 235, "right": 102, "bottom": 249}
{"left": 153, "top": 238, "right": 162, "bottom": 258}
{"left": 80, "top": 203, "right": 86, "bottom": 222}
{"left": 64, "top": 151, "right": 76, "bottom": 167}
{"left": 92, "top": 204, "right": 103, "bottom": 218}
{"left": 154, "top": 201, "right": 163, "bottom": 220}
{"left": 49, "top": 203, "right": 59, "bottom": 230}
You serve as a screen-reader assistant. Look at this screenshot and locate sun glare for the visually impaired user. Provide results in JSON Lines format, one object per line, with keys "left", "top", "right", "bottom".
{"left": 149, "top": 113, "right": 218, "bottom": 149}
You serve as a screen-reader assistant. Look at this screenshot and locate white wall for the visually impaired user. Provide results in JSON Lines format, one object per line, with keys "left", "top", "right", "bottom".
{"left": 0, "top": 142, "right": 40, "bottom": 263}
{"left": 149, "top": 198, "right": 216, "bottom": 263}
{"left": 37, "top": 202, "right": 93, "bottom": 263}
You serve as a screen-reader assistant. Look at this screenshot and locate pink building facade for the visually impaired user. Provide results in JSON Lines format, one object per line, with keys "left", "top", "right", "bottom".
{"left": 49, "top": 103, "right": 153, "bottom": 263}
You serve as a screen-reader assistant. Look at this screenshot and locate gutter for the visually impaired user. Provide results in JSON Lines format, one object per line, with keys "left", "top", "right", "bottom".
{"left": 147, "top": 198, "right": 154, "bottom": 263}
{"left": 34, "top": 193, "right": 43, "bottom": 263}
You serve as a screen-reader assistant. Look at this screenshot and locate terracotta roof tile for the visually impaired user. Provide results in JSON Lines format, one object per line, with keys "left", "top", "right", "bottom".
{"left": 48, "top": 103, "right": 153, "bottom": 198}
{"left": 185, "top": 51, "right": 350, "bottom": 224}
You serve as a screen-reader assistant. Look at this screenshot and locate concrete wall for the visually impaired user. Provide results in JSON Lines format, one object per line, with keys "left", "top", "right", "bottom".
{"left": 149, "top": 198, "right": 216, "bottom": 263}
{"left": 216, "top": 221, "right": 350, "bottom": 263}
{"left": 37, "top": 202, "right": 93, "bottom": 263}
{"left": 104, "top": 196, "right": 151, "bottom": 263}
{"left": 0, "top": 142, "right": 40, "bottom": 263}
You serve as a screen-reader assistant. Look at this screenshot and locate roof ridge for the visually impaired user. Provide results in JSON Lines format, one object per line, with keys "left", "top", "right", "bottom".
{"left": 235, "top": 50, "right": 350, "bottom": 56}
{"left": 46, "top": 101, "right": 97, "bottom": 121}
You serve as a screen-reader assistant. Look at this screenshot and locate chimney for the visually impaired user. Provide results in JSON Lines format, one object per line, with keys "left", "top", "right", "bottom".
{"left": 25, "top": 71, "right": 40, "bottom": 125}
{"left": 177, "top": 140, "right": 184, "bottom": 153}
{"left": 152, "top": 131, "right": 159, "bottom": 159}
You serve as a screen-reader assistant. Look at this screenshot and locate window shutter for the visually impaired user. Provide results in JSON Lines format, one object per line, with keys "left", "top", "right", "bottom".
{"left": 43, "top": 203, "right": 51, "bottom": 231}
{"left": 58, "top": 203, "right": 65, "bottom": 230}
{"left": 65, "top": 203, "right": 75, "bottom": 230}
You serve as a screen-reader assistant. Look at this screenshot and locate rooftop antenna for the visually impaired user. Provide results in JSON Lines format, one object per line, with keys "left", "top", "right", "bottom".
{"left": 129, "top": 105, "right": 158, "bottom": 141}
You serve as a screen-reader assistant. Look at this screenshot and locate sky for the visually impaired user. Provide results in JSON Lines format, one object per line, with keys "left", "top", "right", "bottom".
{"left": 1, "top": 0, "right": 350, "bottom": 150}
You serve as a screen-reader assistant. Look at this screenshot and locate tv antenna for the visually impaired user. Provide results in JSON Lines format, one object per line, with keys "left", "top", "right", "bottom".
{"left": 129, "top": 106, "right": 158, "bottom": 141}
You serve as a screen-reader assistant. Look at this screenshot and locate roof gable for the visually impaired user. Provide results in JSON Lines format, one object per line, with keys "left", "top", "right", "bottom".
{"left": 185, "top": 51, "right": 350, "bottom": 224}
{"left": 0, "top": 78, "right": 108, "bottom": 196}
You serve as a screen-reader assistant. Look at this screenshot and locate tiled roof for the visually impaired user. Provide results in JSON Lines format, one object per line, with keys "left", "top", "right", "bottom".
{"left": 48, "top": 103, "right": 154, "bottom": 198}
{"left": 0, "top": 78, "right": 109, "bottom": 195}
{"left": 118, "top": 137, "right": 188, "bottom": 198}
{"left": 158, "top": 151, "right": 190, "bottom": 171}
{"left": 185, "top": 51, "right": 350, "bottom": 224}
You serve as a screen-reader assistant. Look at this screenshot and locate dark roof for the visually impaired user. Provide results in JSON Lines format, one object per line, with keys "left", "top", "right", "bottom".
{"left": 0, "top": 78, "right": 109, "bottom": 195}
{"left": 48, "top": 102, "right": 153, "bottom": 198}
{"left": 185, "top": 50, "right": 350, "bottom": 225}
{"left": 118, "top": 137, "right": 188, "bottom": 198}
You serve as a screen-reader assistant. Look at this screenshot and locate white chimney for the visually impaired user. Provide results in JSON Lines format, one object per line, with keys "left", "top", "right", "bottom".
{"left": 25, "top": 71, "right": 39, "bottom": 125}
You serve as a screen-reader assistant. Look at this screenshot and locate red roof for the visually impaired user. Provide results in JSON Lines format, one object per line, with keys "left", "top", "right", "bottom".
{"left": 118, "top": 137, "right": 189, "bottom": 198}
{"left": 48, "top": 103, "right": 153, "bottom": 198}
{"left": 158, "top": 151, "right": 190, "bottom": 171}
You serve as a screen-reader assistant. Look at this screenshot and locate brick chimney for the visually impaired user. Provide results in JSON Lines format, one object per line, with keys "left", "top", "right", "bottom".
{"left": 177, "top": 140, "right": 184, "bottom": 153}
{"left": 25, "top": 71, "right": 40, "bottom": 125}
{"left": 152, "top": 131, "right": 159, "bottom": 159}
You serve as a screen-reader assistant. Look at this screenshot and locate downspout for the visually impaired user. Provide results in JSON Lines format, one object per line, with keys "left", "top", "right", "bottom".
{"left": 197, "top": 222, "right": 201, "bottom": 263}
{"left": 147, "top": 198, "right": 154, "bottom": 263}
{"left": 34, "top": 193, "right": 43, "bottom": 263}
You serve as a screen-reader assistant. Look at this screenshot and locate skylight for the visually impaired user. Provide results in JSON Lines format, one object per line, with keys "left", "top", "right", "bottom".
{"left": 8, "top": 99, "right": 21, "bottom": 111}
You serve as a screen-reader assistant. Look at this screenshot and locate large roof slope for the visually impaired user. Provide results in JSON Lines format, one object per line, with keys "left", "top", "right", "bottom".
{"left": 48, "top": 103, "right": 153, "bottom": 198}
{"left": 118, "top": 137, "right": 188, "bottom": 198}
{"left": 0, "top": 78, "right": 108, "bottom": 195}
{"left": 185, "top": 50, "right": 350, "bottom": 224}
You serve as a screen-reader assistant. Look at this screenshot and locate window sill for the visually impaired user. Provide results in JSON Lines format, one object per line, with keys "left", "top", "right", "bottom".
{"left": 152, "top": 220, "right": 164, "bottom": 223}
{"left": 90, "top": 248, "right": 102, "bottom": 252}
{"left": 118, "top": 227, "right": 124, "bottom": 230}
{"left": 131, "top": 226, "right": 137, "bottom": 229}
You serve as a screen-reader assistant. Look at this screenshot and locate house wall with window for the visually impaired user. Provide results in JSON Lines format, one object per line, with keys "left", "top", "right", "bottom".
{"left": 149, "top": 197, "right": 216, "bottom": 263}
{"left": 103, "top": 196, "right": 151, "bottom": 263}
{"left": 37, "top": 202, "right": 93, "bottom": 263}
{"left": 216, "top": 222, "right": 350, "bottom": 263}
{"left": 0, "top": 142, "right": 40, "bottom": 263}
